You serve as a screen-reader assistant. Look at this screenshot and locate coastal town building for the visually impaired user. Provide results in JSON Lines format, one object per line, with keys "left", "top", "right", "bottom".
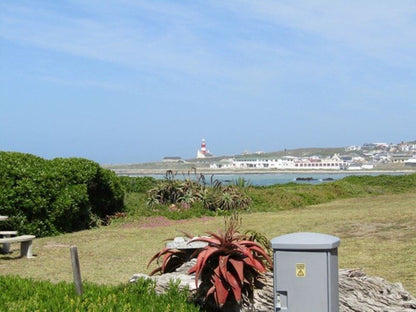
{"left": 162, "top": 157, "right": 184, "bottom": 163}
{"left": 205, "top": 140, "right": 415, "bottom": 171}
{"left": 391, "top": 153, "right": 414, "bottom": 163}
{"left": 210, "top": 155, "right": 349, "bottom": 170}
{"left": 405, "top": 159, "right": 416, "bottom": 167}
{"left": 345, "top": 145, "right": 361, "bottom": 152}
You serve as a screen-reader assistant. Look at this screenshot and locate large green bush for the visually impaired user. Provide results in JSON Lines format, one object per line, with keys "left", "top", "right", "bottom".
{"left": 0, "top": 275, "right": 199, "bottom": 312}
{"left": 119, "top": 175, "right": 158, "bottom": 193}
{"left": 0, "top": 152, "right": 125, "bottom": 237}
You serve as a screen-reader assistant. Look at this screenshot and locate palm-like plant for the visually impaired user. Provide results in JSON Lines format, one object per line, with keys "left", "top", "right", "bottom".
{"left": 187, "top": 214, "right": 271, "bottom": 309}
{"left": 147, "top": 171, "right": 251, "bottom": 214}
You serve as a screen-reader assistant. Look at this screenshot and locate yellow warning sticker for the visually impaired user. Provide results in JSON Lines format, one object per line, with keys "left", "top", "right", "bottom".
{"left": 296, "top": 263, "right": 306, "bottom": 277}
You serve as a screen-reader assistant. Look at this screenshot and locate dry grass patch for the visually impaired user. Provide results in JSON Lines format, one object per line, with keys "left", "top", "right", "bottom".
{"left": 1, "top": 193, "right": 415, "bottom": 295}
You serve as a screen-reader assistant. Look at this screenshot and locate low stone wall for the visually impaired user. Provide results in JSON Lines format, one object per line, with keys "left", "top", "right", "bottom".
{"left": 131, "top": 260, "right": 416, "bottom": 312}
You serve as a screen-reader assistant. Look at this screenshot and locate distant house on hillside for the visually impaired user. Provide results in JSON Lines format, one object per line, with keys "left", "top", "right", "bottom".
{"left": 391, "top": 153, "right": 413, "bottom": 163}
{"left": 345, "top": 145, "right": 361, "bottom": 152}
{"left": 404, "top": 158, "right": 416, "bottom": 167}
{"left": 162, "top": 157, "right": 184, "bottom": 163}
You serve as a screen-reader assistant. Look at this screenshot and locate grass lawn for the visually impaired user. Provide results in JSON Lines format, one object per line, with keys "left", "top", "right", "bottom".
{"left": 1, "top": 192, "right": 415, "bottom": 295}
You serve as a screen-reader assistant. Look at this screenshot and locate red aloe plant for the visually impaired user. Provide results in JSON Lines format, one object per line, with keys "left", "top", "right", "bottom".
{"left": 147, "top": 231, "right": 195, "bottom": 275}
{"left": 187, "top": 215, "right": 272, "bottom": 309}
{"left": 147, "top": 247, "right": 187, "bottom": 275}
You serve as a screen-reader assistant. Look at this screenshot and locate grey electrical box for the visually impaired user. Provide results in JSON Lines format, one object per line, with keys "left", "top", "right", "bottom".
{"left": 270, "top": 232, "right": 340, "bottom": 312}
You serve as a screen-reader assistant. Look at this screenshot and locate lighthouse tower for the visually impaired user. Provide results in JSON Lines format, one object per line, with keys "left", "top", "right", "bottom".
{"left": 200, "top": 139, "right": 207, "bottom": 155}
{"left": 197, "top": 139, "right": 213, "bottom": 158}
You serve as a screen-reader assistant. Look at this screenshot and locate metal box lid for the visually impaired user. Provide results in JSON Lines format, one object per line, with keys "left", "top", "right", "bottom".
{"left": 270, "top": 232, "right": 340, "bottom": 250}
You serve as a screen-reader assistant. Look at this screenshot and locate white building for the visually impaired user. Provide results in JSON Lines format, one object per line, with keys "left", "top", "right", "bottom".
{"left": 210, "top": 155, "right": 348, "bottom": 170}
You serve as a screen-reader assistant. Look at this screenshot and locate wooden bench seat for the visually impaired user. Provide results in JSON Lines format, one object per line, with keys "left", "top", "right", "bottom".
{"left": 0, "top": 235, "right": 35, "bottom": 258}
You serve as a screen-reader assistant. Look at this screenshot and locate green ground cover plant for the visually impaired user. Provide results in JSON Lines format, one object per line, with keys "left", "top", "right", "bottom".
{"left": 0, "top": 275, "right": 199, "bottom": 312}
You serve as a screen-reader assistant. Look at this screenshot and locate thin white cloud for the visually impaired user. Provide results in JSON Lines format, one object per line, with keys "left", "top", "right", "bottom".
{"left": 1, "top": 1, "right": 416, "bottom": 103}
{"left": 0, "top": 2, "right": 327, "bottom": 83}
{"left": 223, "top": 0, "right": 416, "bottom": 66}
{"left": 0, "top": 1, "right": 240, "bottom": 80}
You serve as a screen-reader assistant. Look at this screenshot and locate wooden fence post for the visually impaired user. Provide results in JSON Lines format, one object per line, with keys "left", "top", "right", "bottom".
{"left": 70, "top": 246, "right": 83, "bottom": 295}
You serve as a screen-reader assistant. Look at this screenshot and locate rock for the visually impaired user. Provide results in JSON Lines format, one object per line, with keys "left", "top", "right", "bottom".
{"left": 130, "top": 264, "right": 416, "bottom": 311}
{"left": 130, "top": 259, "right": 198, "bottom": 294}
{"left": 165, "top": 237, "right": 208, "bottom": 250}
{"left": 339, "top": 269, "right": 416, "bottom": 312}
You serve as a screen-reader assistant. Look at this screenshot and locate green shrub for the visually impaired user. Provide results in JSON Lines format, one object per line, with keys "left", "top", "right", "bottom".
{"left": 119, "top": 176, "right": 158, "bottom": 193}
{"left": 146, "top": 172, "right": 251, "bottom": 213}
{"left": 0, "top": 275, "right": 200, "bottom": 312}
{"left": 0, "top": 151, "right": 125, "bottom": 237}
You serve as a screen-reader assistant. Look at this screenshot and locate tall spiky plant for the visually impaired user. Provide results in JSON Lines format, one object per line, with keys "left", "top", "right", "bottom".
{"left": 188, "top": 212, "right": 271, "bottom": 310}
{"left": 147, "top": 231, "right": 197, "bottom": 275}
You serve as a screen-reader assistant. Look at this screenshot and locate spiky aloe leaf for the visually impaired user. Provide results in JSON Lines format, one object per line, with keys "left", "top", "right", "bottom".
{"left": 189, "top": 236, "right": 220, "bottom": 247}
{"left": 176, "top": 229, "right": 195, "bottom": 239}
{"left": 161, "top": 251, "right": 181, "bottom": 273}
{"left": 228, "top": 257, "right": 244, "bottom": 285}
{"left": 149, "top": 266, "right": 163, "bottom": 276}
{"left": 148, "top": 247, "right": 186, "bottom": 275}
{"left": 212, "top": 267, "right": 229, "bottom": 307}
{"left": 188, "top": 248, "right": 207, "bottom": 277}
{"left": 147, "top": 247, "right": 171, "bottom": 268}
{"left": 226, "top": 271, "right": 242, "bottom": 303}
{"left": 236, "top": 246, "right": 255, "bottom": 264}
{"left": 164, "top": 254, "right": 187, "bottom": 273}
{"left": 238, "top": 240, "right": 267, "bottom": 249}
{"left": 246, "top": 244, "right": 272, "bottom": 263}
{"left": 192, "top": 246, "right": 221, "bottom": 287}
{"left": 218, "top": 255, "right": 230, "bottom": 282}
{"left": 207, "top": 284, "right": 216, "bottom": 298}
{"left": 243, "top": 256, "right": 267, "bottom": 273}
{"left": 161, "top": 251, "right": 174, "bottom": 269}
{"left": 188, "top": 265, "right": 197, "bottom": 275}
{"left": 205, "top": 231, "right": 226, "bottom": 244}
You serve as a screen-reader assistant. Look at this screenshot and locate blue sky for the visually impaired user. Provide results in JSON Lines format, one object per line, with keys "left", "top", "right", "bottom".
{"left": 1, "top": 1, "right": 415, "bottom": 164}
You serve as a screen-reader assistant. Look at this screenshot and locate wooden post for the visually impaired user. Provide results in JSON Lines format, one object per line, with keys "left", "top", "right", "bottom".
{"left": 70, "top": 246, "right": 83, "bottom": 295}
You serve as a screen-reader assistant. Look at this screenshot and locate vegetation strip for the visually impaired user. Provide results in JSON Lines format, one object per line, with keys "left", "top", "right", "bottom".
{"left": 0, "top": 275, "right": 199, "bottom": 312}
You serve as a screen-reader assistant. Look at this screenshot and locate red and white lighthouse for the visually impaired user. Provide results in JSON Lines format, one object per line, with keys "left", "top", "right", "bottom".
{"left": 197, "top": 139, "right": 212, "bottom": 158}
{"left": 200, "top": 139, "right": 207, "bottom": 155}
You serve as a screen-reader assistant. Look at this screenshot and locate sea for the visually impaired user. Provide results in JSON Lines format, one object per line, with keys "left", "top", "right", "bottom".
{"left": 132, "top": 172, "right": 406, "bottom": 187}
